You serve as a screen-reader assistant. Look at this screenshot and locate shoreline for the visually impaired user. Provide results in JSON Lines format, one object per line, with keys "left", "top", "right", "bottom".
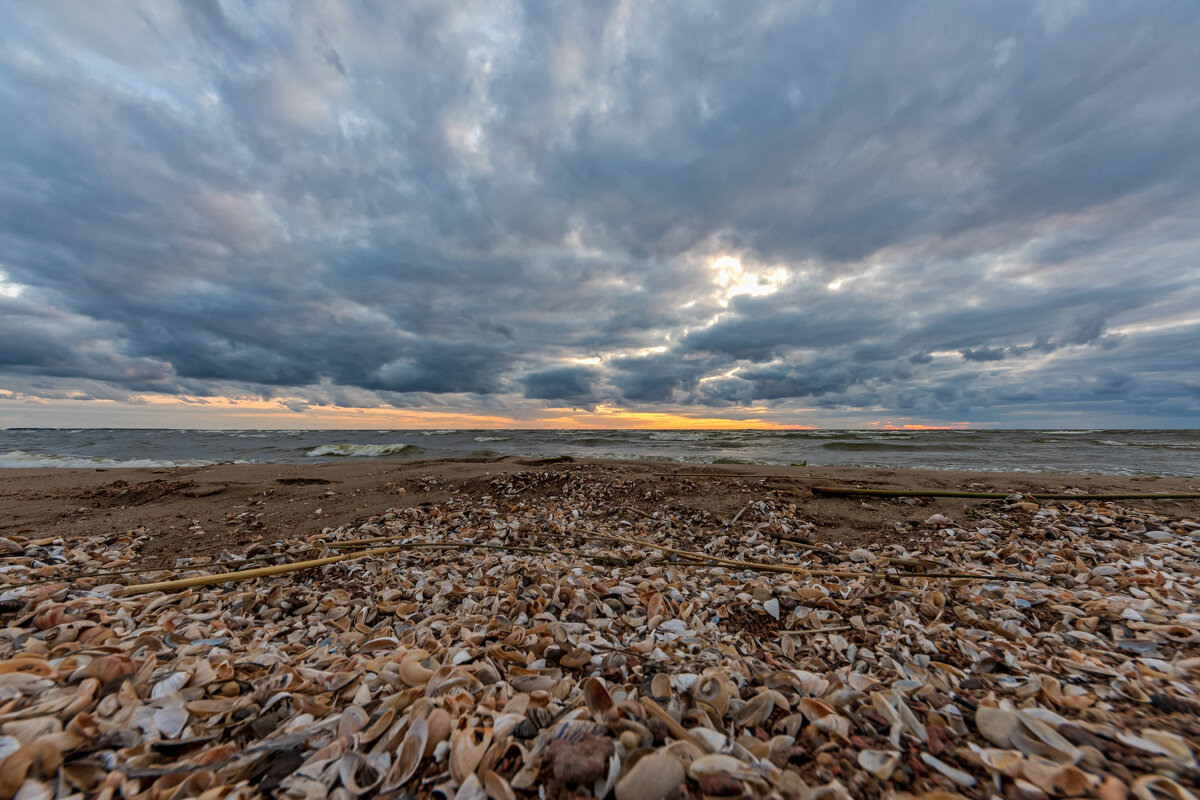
{"left": 2, "top": 456, "right": 1197, "bottom": 563}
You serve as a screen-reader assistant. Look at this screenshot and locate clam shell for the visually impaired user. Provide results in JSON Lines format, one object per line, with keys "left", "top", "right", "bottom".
{"left": 383, "top": 717, "right": 427, "bottom": 790}
{"left": 483, "top": 770, "right": 516, "bottom": 800}
{"left": 1019, "top": 757, "right": 1093, "bottom": 797}
{"left": 976, "top": 706, "right": 1021, "bottom": 749}
{"left": 615, "top": 751, "right": 685, "bottom": 800}
{"left": 582, "top": 677, "right": 615, "bottom": 721}
{"left": 450, "top": 727, "right": 493, "bottom": 784}
{"left": 735, "top": 690, "right": 775, "bottom": 726}
{"left": 695, "top": 673, "right": 730, "bottom": 715}
{"left": 339, "top": 751, "right": 384, "bottom": 795}
{"left": 1131, "top": 775, "right": 1197, "bottom": 800}
{"left": 857, "top": 749, "right": 900, "bottom": 780}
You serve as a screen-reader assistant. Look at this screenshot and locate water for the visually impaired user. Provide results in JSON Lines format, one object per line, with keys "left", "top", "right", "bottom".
{"left": 0, "top": 428, "right": 1197, "bottom": 476}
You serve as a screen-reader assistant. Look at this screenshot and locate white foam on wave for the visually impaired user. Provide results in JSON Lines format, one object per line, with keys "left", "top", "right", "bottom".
{"left": 0, "top": 450, "right": 215, "bottom": 469}
{"left": 473, "top": 436, "right": 511, "bottom": 442}
{"left": 647, "top": 431, "right": 717, "bottom": 441}
{"left": 306, "top": 443, "right": 417, "bottom": 457}
{"left": 420, "top": 430, "right": 457, "bottom": 436}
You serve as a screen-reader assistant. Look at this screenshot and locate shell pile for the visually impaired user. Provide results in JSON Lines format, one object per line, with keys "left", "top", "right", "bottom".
{"left": 1, "top": 468, "right": 1198, "bottom": 800}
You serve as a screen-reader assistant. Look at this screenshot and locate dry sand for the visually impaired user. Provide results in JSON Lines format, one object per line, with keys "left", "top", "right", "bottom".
{"left": 2, "top": 457, "right": 1197, "bottom": 564}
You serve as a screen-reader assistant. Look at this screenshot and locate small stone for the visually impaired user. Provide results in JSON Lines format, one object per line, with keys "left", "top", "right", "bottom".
{"left": 547, "top": 734, "right": 614, "bottom": 786}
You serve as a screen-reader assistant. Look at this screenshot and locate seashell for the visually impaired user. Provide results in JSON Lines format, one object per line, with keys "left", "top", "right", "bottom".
{"left": 661, "top": 740, "right": 705, "bottom": 769}
{"left": 12, "top": 779, "right": 53, "bottom": 800}
{"left": 1020, "top": 757, "right": 1093, "bottom": 797}
{"left": 687, "top": 727, "right": 727, "bottom": 753}
{"left": 1011, "top": 716, "right": 1081, "bottom": 765}
{"left": 424, "top": 708, "right": 453, "bottom": 758}
{"left": 582, "top": 677, "right": 615, "bottom": 721}
{"left": 976, "top": 747, "right": 1024, "bottom": 776}
{"left": 1131, "top": 775, "right": 1197, "bottom": 800}
{"left": 2, "top": 719, "right": 62, "bottom": 748}
{"left": 695, "top": 673, "right": 730, "bottom": 715}
{"left": 455, "top": 773, "right": 486, "bottom": 800}
{"left": 689, "top": 753, "right": 760, "bottom": 783}
{"left": 763, "top": 598, "right": 780, "bottom": 619}
{"left": 398, "top": 659, "right": 434, "bottom": 687}
{"left": 649, "top": 673, "right": 671, "bottom": 699}
{"left": 339, "top": 751, "right": 384, "bottom": 795}
{"left": 1116, "top": 730, "right": 1195, "bottom": 768}
{"left": 735, "top": 691, "right": 775, "bottom": 726}
{"left": 615, "top": 751, "right": 685, "bottom": 800}
{"left": 337, "top": 705, "right": 370, "bottom": 739}
{"left": 483, "top": 769, "right": 516, "bottom": 800}
{"left": 154, "top": 707, "right": 189, "bottom": 739}
{"left": 383, "top": 718, "right": 427, "bottom": 791}
{"left": 976, "top": 706, "right": 1021, "bottom": 749}
{"left": 0, "top": 660, "right": 54, "bottom": 679}
{"left": 857, "top": 749, "right": 900, "bottom": 780}
{"left": 450, "top": 727, "right": 493, "bottom": 784}
{"left": 920, "top": 752, "right": 976, "bottom": 788}
{"left": 595, "top": 750, "right": 621, "bottom": 799}
{"left": 1096, "top": 776, "right": 1129, "bottom": 800}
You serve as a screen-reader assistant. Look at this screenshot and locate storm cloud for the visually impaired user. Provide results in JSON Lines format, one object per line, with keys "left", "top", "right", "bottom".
{"left": 1, "top": 1, "right": 1199, "bottom": 426}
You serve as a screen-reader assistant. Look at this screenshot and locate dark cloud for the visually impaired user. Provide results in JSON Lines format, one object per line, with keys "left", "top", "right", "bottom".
{"left": 521, "top": 367, "right": 600, "bottom": 403}
{"left": 1, "top": 1, "right": 1199, "bottom": 425}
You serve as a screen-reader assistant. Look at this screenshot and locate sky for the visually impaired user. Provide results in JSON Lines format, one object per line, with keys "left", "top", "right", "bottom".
{"left": 1, "top": 1, "right": 1199, "bottom": 430}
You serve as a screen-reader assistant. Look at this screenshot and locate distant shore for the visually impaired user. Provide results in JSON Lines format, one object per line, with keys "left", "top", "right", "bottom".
{"left": 3, "top": 457, "right": 1197, "bottom": 562}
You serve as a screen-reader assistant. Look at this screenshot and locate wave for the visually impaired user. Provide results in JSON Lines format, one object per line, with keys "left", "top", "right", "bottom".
{"left": 1097, "top": 439, "right": 1198, "bottom": 449}
{"left": 306, "top": 443, "right": 422, "bottom": 457}
{"left": 473, "top": 436, "right": 511, "bottom": 442}
{"left": 420, "top": 430, "right": 457, "bottom": 436}
{"left": 0, "top": 450, "right": 215, "bottom": 469}
{"left": 821, "top": 441, "right": 925, "bottom": 451}
{"left": 647, "top": 431, "right": 719, "bottom": 441}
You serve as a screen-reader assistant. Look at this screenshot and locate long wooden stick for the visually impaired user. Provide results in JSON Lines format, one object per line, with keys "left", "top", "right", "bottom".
{"left": 118, "top": 546, "right": 417, "bottom": 595}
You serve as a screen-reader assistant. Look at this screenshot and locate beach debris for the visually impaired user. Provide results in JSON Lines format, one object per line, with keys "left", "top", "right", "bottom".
{"left": 0, "top": 468, "right": 1197, "bottom": 798}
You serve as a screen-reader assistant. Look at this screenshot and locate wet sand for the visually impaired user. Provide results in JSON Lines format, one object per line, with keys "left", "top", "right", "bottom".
{"left": 2, "top": 457, "right": 1197, "bottom": 566}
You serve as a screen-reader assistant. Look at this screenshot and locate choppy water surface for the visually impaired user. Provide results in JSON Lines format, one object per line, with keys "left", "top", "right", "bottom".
{"left": 0, "top": 428, "right": 1197, "bottom": 476}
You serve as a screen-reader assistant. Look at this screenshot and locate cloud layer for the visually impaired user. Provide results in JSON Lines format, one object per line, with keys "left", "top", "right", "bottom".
{"left": 2, "top": 1, "right": 1199, "bottom": 426}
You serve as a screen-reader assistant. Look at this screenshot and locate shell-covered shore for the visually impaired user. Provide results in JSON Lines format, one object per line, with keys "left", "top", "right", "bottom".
{"left": 1, "top": 468, "right": 1198, "bottom": 800}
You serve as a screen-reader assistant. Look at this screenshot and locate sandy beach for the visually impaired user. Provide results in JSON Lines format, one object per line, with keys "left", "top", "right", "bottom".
{"left": 3, "top": 457, "right": 1198, "bottom": 563}
{"left": 1, "top": 458, "right": 1198, "bottom": 798}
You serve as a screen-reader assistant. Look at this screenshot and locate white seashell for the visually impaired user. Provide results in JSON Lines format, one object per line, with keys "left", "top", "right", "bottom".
{"left": 150, "top": 671, "right": 189, "bottom": 700}
{"left": 976, "top": 706, "right": 1021, "bottom": 749}
{"left": 857, "top": 750, "right": 900, "bottom": 780}
{"left": 615, "top": 751, "right": 685, "bottom": 800}
{"left": 454, "top": 773, "right": 486, "bottom": 800}
{"left": 920, "top": 752, "right": 976, "bottom": 788}
{"left": 1117, "top": 730, "right": 1196, "bottom": 768}
{"left": 153, "top": 706, "right": 188, "bottom": 739}
{"left": 763, "top": 598, "right": 780, "bottom": 619}
{"left": 687, "top": 726, "right": 728, "bottom": 753}
{"left": 12, "top": 780, "right": 53, "bottom": 800}
{"left": 383, "top": 717, "right": 427, "bottom": 791}
{"left": 689, "top": 753, "right": 759, "bottom": 782}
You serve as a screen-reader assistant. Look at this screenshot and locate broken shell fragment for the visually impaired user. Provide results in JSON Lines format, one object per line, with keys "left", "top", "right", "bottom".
{"left": 857, "top": 749, "right": 900, "bottom": 780}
